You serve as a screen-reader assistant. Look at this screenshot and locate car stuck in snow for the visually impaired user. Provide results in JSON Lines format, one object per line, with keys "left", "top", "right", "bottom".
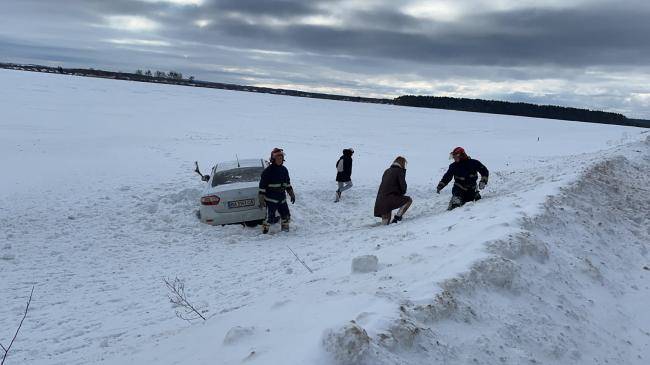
{"left": 196, "top": 158, "right": 268, "bottom": 227}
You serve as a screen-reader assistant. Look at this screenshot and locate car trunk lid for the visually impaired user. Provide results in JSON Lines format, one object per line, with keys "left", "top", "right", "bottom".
{"left": 202, "top": 182, "right": 260, "bottom": 213}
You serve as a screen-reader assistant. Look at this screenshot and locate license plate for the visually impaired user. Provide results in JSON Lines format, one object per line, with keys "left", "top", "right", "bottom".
{"left": 228, "top": 199, "right": 255, "bottom": 209}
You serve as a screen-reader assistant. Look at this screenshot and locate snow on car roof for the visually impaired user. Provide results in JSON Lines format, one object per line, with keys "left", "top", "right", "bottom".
{"left": 216, "top": 158, "right": 265, "bottom": 170}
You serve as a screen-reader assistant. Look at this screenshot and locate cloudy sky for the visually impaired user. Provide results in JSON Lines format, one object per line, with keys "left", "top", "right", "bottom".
{"left": 2, "top": 0, "right": 649, "bottom": 118}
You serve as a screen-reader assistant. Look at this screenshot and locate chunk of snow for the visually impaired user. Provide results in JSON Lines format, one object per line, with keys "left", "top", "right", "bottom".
{"left": 322, "top": 321, "right": 371, "bottom": 364}
{"left": 223, "top": 326, "right": 255, "bottom": 345}
{"left": 351, "top": 255, "right": 379, "bottom": 273}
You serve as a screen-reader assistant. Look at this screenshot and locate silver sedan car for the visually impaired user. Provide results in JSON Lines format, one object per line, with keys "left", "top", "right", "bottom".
{"left": 197, "top": 158, "right": 268, "bottom": 227}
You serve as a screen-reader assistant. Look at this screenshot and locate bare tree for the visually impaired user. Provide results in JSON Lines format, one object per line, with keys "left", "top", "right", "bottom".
{"left": 1, "top": 286, "right": 34, "bottom": 365}
{"left": 163, "top": 277, "right": 206, "bottom": 322}
{"left": 166, "top": 71, "right": 183, "bottom": 80}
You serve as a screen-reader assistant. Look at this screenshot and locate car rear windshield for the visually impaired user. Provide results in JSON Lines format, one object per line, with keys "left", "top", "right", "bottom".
{"left": 211, "top": 167, "right": 263, "bottom": 187}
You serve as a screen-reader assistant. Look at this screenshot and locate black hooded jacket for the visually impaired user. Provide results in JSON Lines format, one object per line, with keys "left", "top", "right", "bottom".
{"left": 335, "top": 149, "right": 353, "bottom": 182}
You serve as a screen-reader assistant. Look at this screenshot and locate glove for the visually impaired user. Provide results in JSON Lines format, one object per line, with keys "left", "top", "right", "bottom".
{"left": 478, "top": 181, "right": 487, "bottom": 190}
{"left": 436, "top": 188, "right": 441, "bottom": 194}
{"left": 287, "top": 187, "right": 296, "bottom": 204}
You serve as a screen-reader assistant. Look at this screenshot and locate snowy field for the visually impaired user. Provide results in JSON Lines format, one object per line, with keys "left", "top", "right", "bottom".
{"left": 1, "top": 69, "right": 649, "bottom": 365}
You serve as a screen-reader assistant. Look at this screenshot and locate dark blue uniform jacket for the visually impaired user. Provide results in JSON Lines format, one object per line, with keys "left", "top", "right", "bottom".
{"left": 438, "top": 158, "right": 489, "bottom": 196}
{"left": 259, "top": 164, "right": 292, "bottom": 204}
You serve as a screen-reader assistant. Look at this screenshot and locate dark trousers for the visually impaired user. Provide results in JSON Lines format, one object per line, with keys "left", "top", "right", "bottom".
{"left": 265, "top": 201, "right": 291, "bottom": 225}
{"left": 448, "top": 188, "right": 481, "bottom": 210}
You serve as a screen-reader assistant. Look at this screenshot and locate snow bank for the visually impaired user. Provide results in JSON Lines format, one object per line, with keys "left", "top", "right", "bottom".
{"left": 372, "top": 139, "right": 650, "bottom": 364}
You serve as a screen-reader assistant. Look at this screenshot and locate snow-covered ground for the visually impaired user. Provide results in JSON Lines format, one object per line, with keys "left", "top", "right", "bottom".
{"left": 1, "top": 69, "right": 648, "bottom": 365}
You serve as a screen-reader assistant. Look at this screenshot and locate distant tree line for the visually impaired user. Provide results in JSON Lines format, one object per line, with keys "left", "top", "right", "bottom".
{"left": 135, "top": 69, "right": 193, "bottom": 81}
{"left": 1, "top": 62, "right": 647, "bottom": 128}
{"left": 0, "top": 62, "right": 388, "bottom": 104}
{"left": 394, "top": 95, "right": 630, "bottom": 125}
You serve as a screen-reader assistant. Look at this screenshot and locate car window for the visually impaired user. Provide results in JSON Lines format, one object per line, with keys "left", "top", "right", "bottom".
{"left": 211, "top": 167, "right": 263, "bottom": 187}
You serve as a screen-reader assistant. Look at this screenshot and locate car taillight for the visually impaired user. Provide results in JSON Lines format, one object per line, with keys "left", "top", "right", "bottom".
{"left": 201, "top": 195, "right": 220, "bottom": 205}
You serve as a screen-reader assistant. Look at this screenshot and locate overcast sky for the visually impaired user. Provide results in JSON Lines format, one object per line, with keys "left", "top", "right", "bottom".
{"left": 2, "top": 0, "right": 649, "bottom": 118}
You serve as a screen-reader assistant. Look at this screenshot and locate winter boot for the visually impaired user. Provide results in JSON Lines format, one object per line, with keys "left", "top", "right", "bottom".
{"left": 381, "top": 214, "right": 391, "bottom": 226}
{"left": 262, "top": 223, "right": 270, "bottom": 234}
{"left": 391, "top": 215, "right": 403, "bottom": 224}
{"left": 447, "top": 196, "right": 463, "bottom": 211}
{"left": 281, "top": 219, "right": 290, "bottom": 232}
{"left": 335, "top": 190, "right": 341, "bottom": 202}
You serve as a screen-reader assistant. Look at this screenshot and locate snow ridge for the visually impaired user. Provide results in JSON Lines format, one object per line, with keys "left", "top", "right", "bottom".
{"left": 337, "top": 137, "right": 650, "bottom": 365}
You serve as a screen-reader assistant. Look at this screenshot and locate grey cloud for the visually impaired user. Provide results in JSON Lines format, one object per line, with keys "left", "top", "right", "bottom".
{"left": 0, "top": 38, "right": 102, "bottom": 66}
{"left": 10, "top": 0, "right": 648, "bottom": 68}
{"left": 204, "top": 0, "right": 334, "bottom": 17}
{"left": 170, "top": 4, "right": 650, "bottom": 67}
{"left": 0, "top": 0, "right": 649, "bottom": 117}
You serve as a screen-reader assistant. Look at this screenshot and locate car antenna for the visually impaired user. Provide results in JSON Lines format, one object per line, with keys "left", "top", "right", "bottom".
{"left": 236, "top": 154, "right": 240, "bottom": 168}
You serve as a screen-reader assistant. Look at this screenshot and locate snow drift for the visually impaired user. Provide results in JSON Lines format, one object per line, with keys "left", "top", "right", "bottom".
{"left": 330, "top": 136, "right": 650, "bottom": 364}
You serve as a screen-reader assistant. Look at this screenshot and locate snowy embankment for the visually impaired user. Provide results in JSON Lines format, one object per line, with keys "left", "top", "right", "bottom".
{"left": 0, "top": 69, "right": 648, "bottom": 365}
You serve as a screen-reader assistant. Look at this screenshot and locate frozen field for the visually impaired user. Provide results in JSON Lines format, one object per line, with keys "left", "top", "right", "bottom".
{"left": 1, "top": 69, "right": 649, "bottom": 365}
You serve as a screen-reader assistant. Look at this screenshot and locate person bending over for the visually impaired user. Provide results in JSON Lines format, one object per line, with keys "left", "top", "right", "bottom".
{"left": 436, "top": 147, "right": 489, "bottom": 210}
{"left": 374, "top": 156, "right": 412, "bottom": 225}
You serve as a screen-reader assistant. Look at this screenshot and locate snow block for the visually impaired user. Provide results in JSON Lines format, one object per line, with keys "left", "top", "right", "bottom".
{"left": 351, "top": 255, "right": 379, "bottom": 273}
{"left": 223, "top": 326, "right": 255, "bottom": 345}
{"left": 322, "top": 321, "right": 371, "bottom": 365}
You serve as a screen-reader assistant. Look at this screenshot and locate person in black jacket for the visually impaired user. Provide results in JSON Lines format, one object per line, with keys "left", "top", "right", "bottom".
{"left": 436, "top": 147, "right": 489, "bottom": 210}
{"left": 335, "top": 148, "right": 354, "bottom": 202}
{"left": 259, "top": 148, "right": 296, "bottom": 234}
